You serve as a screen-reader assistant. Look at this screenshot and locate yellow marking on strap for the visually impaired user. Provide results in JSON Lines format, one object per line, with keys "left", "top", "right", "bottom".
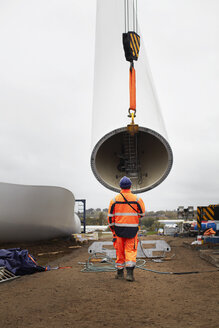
{"left": 130, "top": 41, "right": 135, "bottom": 56}
{"left": 130, "top": 33, "right": 138, "bottom": 56}
{"left": 133, "top": 34, "right": 140, "bottom": 52}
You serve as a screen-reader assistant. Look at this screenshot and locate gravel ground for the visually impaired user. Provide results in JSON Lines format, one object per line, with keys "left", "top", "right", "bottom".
{"left": 0, "top": 236, "right": 219, "bottom": 328}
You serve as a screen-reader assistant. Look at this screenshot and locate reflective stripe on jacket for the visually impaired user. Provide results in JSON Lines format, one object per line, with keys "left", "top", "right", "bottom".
{"left": 107, "top": 189, "right": 145, "bottom": 238}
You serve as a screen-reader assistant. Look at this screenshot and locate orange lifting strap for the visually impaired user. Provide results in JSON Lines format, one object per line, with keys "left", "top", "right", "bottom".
{"left": 129, "top": 66, "right": 136, "bottom": 111}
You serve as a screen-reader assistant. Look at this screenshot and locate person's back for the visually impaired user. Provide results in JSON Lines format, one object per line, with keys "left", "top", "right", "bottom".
{"left": 108, "top": 176, "right": 145, "bottom": 281}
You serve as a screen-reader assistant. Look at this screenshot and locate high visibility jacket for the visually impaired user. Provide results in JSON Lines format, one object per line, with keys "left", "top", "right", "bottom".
{"left": 108, "top": 189, "right": 145, "bottom": 238}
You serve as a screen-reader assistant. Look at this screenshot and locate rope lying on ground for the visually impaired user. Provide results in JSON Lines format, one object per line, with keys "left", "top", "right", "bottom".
{"left": 79, "top": 253, "right": 219, "bottom": 275}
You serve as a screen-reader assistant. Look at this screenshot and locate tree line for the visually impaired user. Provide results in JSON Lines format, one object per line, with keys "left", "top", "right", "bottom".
{"left": 77, "top": 208, "right": 179, "bottom": 231}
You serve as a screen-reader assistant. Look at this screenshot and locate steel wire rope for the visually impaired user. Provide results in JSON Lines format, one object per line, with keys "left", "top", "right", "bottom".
{"left": 124, "top": 0, "right": 128, "bottom": 33}
{"left": 124, "top": 0, "right": 126, "bottom": 32}
{"left": 127, "top": 0, "right": 129, "bottom": 31}
{"left": 136, "top": 0, "right": 138, "bottom": 34}
{"left": 125, "top": 0, "right": 138, "bottom": 32}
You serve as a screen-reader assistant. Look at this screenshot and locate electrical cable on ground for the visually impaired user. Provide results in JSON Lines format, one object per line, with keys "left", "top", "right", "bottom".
{"left": 81, "top": 253, "right": 117, "bottom": 273}
{"left": 79, "top": 252, "right": 219, "bottom": 275}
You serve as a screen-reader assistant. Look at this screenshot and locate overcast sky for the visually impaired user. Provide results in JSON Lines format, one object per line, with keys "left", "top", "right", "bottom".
{"left": 0, "top": 0, "right": 218, "bottom": 211}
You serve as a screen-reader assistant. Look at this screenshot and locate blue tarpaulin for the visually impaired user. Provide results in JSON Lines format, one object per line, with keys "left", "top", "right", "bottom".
{"left": 0, "top": 248, "right": 50, "bottom": 276}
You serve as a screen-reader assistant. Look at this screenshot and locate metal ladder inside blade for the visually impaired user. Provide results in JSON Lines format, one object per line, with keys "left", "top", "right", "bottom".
{"left": 123, "top": 132, "right": 142, "bottom": 180}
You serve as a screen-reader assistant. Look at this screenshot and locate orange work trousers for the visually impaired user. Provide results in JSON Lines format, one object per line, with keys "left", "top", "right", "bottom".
{"left": 113, "top": 235, "right": 138, "bottom": 269}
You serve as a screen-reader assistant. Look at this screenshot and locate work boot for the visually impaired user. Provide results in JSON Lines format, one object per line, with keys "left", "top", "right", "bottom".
{"left": 126, "top": 267, "right": 135, "bottom": 282}
{"left": 115, "top": 268, "right": 124, "bottom": 280}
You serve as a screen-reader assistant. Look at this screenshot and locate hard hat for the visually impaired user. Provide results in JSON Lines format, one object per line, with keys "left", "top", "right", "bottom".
{"left": 119, "top": 176, "right": 132, "bottom": 189}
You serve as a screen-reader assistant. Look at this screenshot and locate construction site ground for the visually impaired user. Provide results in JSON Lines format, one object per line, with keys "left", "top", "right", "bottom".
{"left": 0, "top": 235, "right": 219, "bottom": 328}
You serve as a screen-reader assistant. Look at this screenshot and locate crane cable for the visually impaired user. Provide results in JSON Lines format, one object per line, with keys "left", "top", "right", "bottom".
{"left": 123, "top": 1, "right": 140, "bottom": 135}
{"left": 124, "top": 0, "right": 138, "bottom": 32}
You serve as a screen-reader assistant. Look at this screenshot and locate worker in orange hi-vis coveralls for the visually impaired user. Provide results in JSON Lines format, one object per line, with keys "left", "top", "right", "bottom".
{"left": 108, "top": 176, "right": 145, "bottom": 282}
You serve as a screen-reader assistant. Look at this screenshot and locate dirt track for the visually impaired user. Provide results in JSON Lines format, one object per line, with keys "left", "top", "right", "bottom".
{"left": 0, "top": 236, "right": 219, "bottom": 328}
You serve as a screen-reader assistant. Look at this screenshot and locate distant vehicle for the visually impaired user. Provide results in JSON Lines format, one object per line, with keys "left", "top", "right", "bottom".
{"left": 164, "top": 224, "right": 179, "bottom": 236}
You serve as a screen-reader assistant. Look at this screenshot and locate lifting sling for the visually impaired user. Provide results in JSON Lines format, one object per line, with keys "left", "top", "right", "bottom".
{"left": 129, "top": 64, "right": 136, "bottom": 112}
